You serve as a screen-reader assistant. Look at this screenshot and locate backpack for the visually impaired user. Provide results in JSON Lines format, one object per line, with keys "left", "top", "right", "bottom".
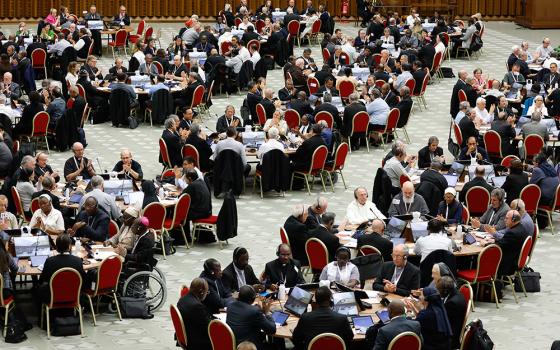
{"left": 466, "top": 319, "right": 494, "bottom": 350}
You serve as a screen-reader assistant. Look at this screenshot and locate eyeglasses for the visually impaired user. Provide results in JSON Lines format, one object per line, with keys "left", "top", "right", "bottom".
{"left": 391, "top": 254, "right": 405, "bottom": 258}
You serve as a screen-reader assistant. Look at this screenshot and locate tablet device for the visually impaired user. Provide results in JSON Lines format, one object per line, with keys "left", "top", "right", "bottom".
{"left": 352, "top": 315, "right": 374, "bottom": 329}
{"left": 443, "top": 174, "right": 458, "bottom": 187}
{"left": 464, "top": 232, "right": 477, "bottom": 245}
{"left": 271, "top": 311, "right": 289, "bottom": 326}
{"left": 30, "top": 255, "right": 48, "bottom": 267}
{"left": 375, "top": 309, "right": 391, "bottom": 324}
{"left": 385, "top": 217, "right": 406, "bottom": 238}
{"left": 68, "top": 193, "right": 84, "bottom": 204}
{"left": 284, "top": 286, "right": 312, "bottom": 317}
{"left": 333, "top": 292, "right": 359, "bottom": 316}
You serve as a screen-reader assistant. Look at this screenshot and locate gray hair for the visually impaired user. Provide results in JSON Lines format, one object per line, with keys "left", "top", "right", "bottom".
{"left": 399, "top": 86, "right": 410, "bottom": 98}
{"left": 531, "top": 111, "right": 542, "bottom": 122}
{"left": 510, "top": 198, "right": 525, "bottom": 213}
{"left": 292, "top": 204, "right": 306, "bottom": 218}
{"left": 323, "top": 93, "right": 332, "bottom": 103}
{"left": 321, "top": 212, "right": 336, "bottom": 225}
{"left": 267, "top": 126, "right": 279, "bottom": 139}
{"left": 534, "top": 95, "right": 544, "bottom": 102}
{"left": 21, "top": 155, "right": 35, "bottom": 166}
{"left": 476, "top": 97, "right": 486, "bottom": 105}
{"left": 465, "top": 76, "right": 475, "bottom": 85}
{"left": 190, "top": 123, "right": 201, "bottom": 135}
{"left": 491, "top": 188, "right": 505, "bottom": 202}
{"left": 164, "top": 117, "right": 176, "bottom": 129}
{"left": 459, "top": 101, "right": 470, "bottom": 110}
{"left": 90, "top": 175, "right": 104, "bottom": 189}
{"left": 313, "top": 197, "right": 328, "bottom": 209}
{"left": 349, "top": 92, "right": 360, "bottom": 102}
{"left": 428, "top": 136, "right": 439, "bottom": 145}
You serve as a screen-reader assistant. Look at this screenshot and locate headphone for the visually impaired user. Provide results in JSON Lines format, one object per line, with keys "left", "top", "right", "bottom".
{"left": 336, "top": 246, "right": 352, "bottom": 258}
{"left": 353, "top": 187, "right": 367, "bottom": 200}
{"left": 203, "top": 260, "right": 214, "bottom": 274}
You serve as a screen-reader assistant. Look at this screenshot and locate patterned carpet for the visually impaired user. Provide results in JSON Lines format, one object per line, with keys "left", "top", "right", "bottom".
{"left": 1, "top": 20, "right": 560, "bottom": 350}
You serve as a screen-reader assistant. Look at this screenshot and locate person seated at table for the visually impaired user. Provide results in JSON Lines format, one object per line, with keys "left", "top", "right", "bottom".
{"left": 292, "top": 286, "right": 354, "bottom": 349}
{"left": 113, "top": 5, "right": 130, "bottom": 25}
{"left": 521, "top": 111, "right": 549, "bottom": 143}
{"left": 124, "top": 216, "right": 156, "bottom": 271}
{"left": 383, "top": 147, "right": 416, "bottom": 193}
{"left": 222, "top": 247, "right": 264, "bottom": 293}
{"left": 530, "top": 152, "right": 560, "bottom": 207}
{"left": 471, "top": 188, "right": 509, "bottom": 232}
{"left": 458, "top": 136, "right": 489, "bottom": 162}
{"left": 40, "top": 23, "right": 55, "bottom": 41}
{"left": 356, "top": 219, "right": 393, "bottom": 261}
{"left": 501, "top": 160, "right": 529, "bottom": 206}
{"left": 435, "top": 276, "right": 466, "bottom": 349}
{"left": 308, "top": 212, "right": 340, "bottom": 261}
{"left": 487, "top": 199, "right": 534, "bottom": 242}
{"left": 29, "top": 196, "right": 64, "bottom": 236}
{"left": 420, "top": 160, "right": 448, "bottom": 195}
{"left": 45, "top": 86, "right": 66, "bottom": 127}
{"left": 16, "top": 166, "right": 34, "bottom": 215}
{"left": 36, "top": 234, "right": 87, "bottom": 307}
{"left": 174, "top": 156, "right": 204, "bottom": 190}
{"left": 366, "top": 88, "right": 390, "bottom": 133}
{"left": 216, "top": 105, "right": 242, "bottom": 134}
{"left": 413, "top": 219, "right": 454, "bottom": 262}
{"left": 181, "top": 169, "right": 212, "bottom": 241}
{"left": 459, "top": 165, "right": 494, "bottom": 203}
{"left": 78, "top": 175, "right": 122, "bottom": 220}
{"left": 199, "top": 258, "right": 234, "bottom": 314}
{"left": 146, "top": 74, "right": 169, "bottom": 98}
{"left": 143, "top": 38, "right": 157, "bottom": 57}
{"left": 176, "top": 278, "right": 213, "bottom": 350}
{"left": 490, "top": 110, "right": 516, "bottom": 157}
{"left": 473, "top": 97, "right": 493, "bottom": 126}
{"left": 319, "top": 246, "right": 360, "bottom": 288}
{"left": 291, "top": 124, "right": 326, "bottom": 172}
{"left": 257, "top": 127, "right": 285, "bottom": 168}
{"left": 104, "top": 207, "right": 137, "bottom": 256}
{"left": 64, "top": 142, "right": 95, "bottom": 182}
{"left": 166, "top": 55, "right": 188, "bottom": 80}
{"left": 214, "top": 126, "right": 251, "bottom": 177}
{"left": 81, "top": 55, "right": 104, "bottom": 82}
{"left": 388, "top": 181, "right": 430, "bottom": 217}
{"left": 0, "top": 195, "right": 18, "bottom": 230}
{"left": 263, "top": 110, "right": 288, "bottom": 136}
{"left": 184, "top": 124, "right": 213, "bottom": 172}
{"left": 13, "top": 91, "right": 44, "bottom": 139}
{"left": 489, "top": 210, "right": 530, "bottom": 278}
{"left": 107, "top": 57, "right": 128, "bottom": 81}
{"left": 112, "top": 149, "right": 143, "bottom": 181}
{"left": 502, "top": 62, "right": 526, "bottom": 94}
{"left": 33, "top": 151, "right": 59, "bottom": 184}
{"left": 138, "top": 54, "right": 159, "bottom": 77}
{"left": 373, "top": 244, "right": 420, "bottom": 296}
{"left": 372, "top": 300, "right": 423, "bottom": 349}
{"left": 1, "top": 71, "right": 21, "bottom": 100}
{"left": 317, "top": 76, "right": 338, "bottom": 97}
{"left": 162, "top": 116, "right": 188, "bottom": 167}
{"left": 167, "top": 36, "right": 187, "bottom": 61}
{"left": 262, "top": 243, "right": 305, "bottom": 289}
{"left": 31, "top": 176, "right": 61, "bottom": 211}
{"left": 435, "top": 188, "right": 464, "bottom": 225}
{"left": 344, "top": 187, "right": 386, "bottom": 226}
{"left": 69, "top": 197, "right": 110, "bottom": 242}
{"left": 527, "top": 95, "right": 549, "bottom": 117}
{"left": 282, "top": 7, "right": 300, "bottom": 26}
{"left": 417, "top": 136, "right": 445, "bottom": 169}
{"left": 283, "top": 204, "right": 310, "bottom": 265}
{"left": 177, "top": 107, "right": 194, "bottom": 131}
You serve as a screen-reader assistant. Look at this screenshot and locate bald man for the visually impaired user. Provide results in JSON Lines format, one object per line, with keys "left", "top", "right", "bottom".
{"left": 373, "top": 300, "right": 422, "bottom": 350}
{"left": 372, "top": 244, "right": 420, "bottom": 296}
{"left": 492, "top": 210, "right": 530, "bottom": 277}
{"left": 1, "top": 72, "right": 21, "bottom": 100}
{"left": 388, "top": 181, "right": 429, "bottom": 217}
{"left": 64, "top": 142, "right": 96, "bottom": 181}
{"left": 112, "top": 149, "right": 143, "bottom": 180}
{"left": 357, "top": 219, "right": 393, "bottom": 261}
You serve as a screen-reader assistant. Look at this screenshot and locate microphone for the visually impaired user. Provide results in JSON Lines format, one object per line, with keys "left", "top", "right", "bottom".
{"left": 33, "top": 232, "right": 40, "bottom": 256}
{"left": 96, "top": 157, "right": 107, "bottom": 173}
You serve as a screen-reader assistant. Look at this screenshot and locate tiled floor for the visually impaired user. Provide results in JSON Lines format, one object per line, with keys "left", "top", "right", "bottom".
{"left": 1, "top": 20, "right": 560, "bottom": 349}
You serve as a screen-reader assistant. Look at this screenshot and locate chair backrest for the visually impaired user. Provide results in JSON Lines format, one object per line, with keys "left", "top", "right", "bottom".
{"left": 144, "top": 26, "right": 154, "bottom": 42}
{"left": 191, "top": 85, "right": 206, "bottom": 109}
{"left": 459, "top": 323, "right": 475, "bottom": 350}
{"left": 31, "top": 48, "right": 47, "bottom": 67}
{"left": 405, "top": 79, "right": 416, "bottom": 94}
{"left": 31, "top": 111, "right": 50, "bottom": 136}
{"left": 373, "top": 53, "right": 382, "bottom": 65}
{"left": 284, "top": 109, "right": 300, "bottom": 130}
{"left": 255, "top": 103, "right": 267, "bottom": 126}
{"left": 388, "top": 331, "right": 422, "bottom": 350}
{"left": 159, "top": 138, "right": 172, "bottom": 168}
{"left": 523, "top": 134, "right": 544, "bottom": 161}
{"left": 287, "top": 20, "right": 300, "bottom": 35}
{"left": 94, "top": 255, "right": 123, "bottom": 293}
{"left": 465, "top": 186, "right": 491, "bottom": 217}
{"left": 180, "top": 284, "right": 190, "bottom": 297}
{"left": 472, "top": 244, "right": 502, "bottom": 282}
{"left": 458, "top": 283, "right": 473, "bottom": 310}
{"left": 172, "top": 193, "right": 191, "bottom": 227}
{"left": 115, "top": 29, "right": 128, "bottom": 46}
{"left": 136, "top": 19, "right": 146, "bottom": 36}
{"left": 305, "top": 238, "right": 329, "bottom": 271}
{"left": 307, "top": 76, "right": 320, "bottom": 95}
{"left": 322, "top": 48, "right": 331, "bottom": 63}
{"left": 162, "top": 169, "right": 175, "bottom": 178}
{"left": 552, "top": 184, "right": 560, "bottom": 211}
{"left": 431, "top": 51, "right": 443, "bottom": 72}
{"left": 10, "top": 187, "right": 25, "bottom": 219}
{"left": 315, "top": 111, "right": 334, "bottom": 129}
{"left": 234, "top": 17, "right": 242, "bottom": 27}
{"left": 359, "top": 245, "right": 382, "bottom": 257}
{"left": 375, "top": 79, "right": 386, "bottom": 88}
{"left": 517, "top": 236, "right": 532, "bottom": 272}
{"left": 338, "top": 80, "right": 355, "bottom": 99}
{"left": 220, "top": 41, "right": 232, "bottom": 55}
{"left": 256, "top": 19, "right": 265, "bottom": 34}
{"left": 339, "top": 52, "right": 350, "bottom": 65}
{"left": 170, "top": 304, "right": 188, "bottom": 349}
{"left": 30, "top": 197, "right": 40, "bottom": 213}
{"left": 453, "top": 123, "right": 463, "bottom": 146}
{"left": 308, "top": 145, "right": 328, "bottom": 174}
{"left": 76, "top": 83, "right": 86, "bottom": 99}
{"left": 48, "top": 268, "right": 82, "bottom": 308}
{"left": 108, "top": 219, "right": 119, "bottom": 238}
{"left": 399, "top": 173, "right": 410, "bottom": 188}
{"left": 457, "top": 89, "right": 467, "bottom": 103}
{"left": 501, "top": 155, "right": 520, "bottom": 167}
{"left": 88, "top": 41, "right": 94, "bottom": 55}
{"left": 182, "top": 144, "right": 200, "bottom": 169}
{"left": 419, "top": 71, "right": 430, "bottom": 96}
{"left": 487, "top": 79, "right": 497, "bottom": 89}
{"left": 351, "top": 111, "right": 369, "bottom": 135}
{"left": 142, "top": 202, "right": 166, "bottom": 231}
{"left": 332, "top": 143, "right": 349, "bottom": 171}
{"left": 153, "top": 60, "right": 164, "bottom": 75}
{"left": 208, "top": 319, "right": 236, "bottom": 350}
{"left": 311, "top": 19, "right": 322, "bottom": 34}
{"left": 519, "top": 184, "right": 541, "bottom": 216}
{"left": 483, "top": 130, "right": 502, "bottom": 158}
{"left": 308, "top": 333, "right": 346, "bottom": 350}
{"left": 247, "top": 39, "right": 260, "bottom": 52}
{"left": 461, "top": 206, "right": 470, "bottom": 225}
{"left": 384, "top": 108, "right": 400, "bottom": 132}
{"left": 280, "top": 226, "right": 290, "bottom": 245}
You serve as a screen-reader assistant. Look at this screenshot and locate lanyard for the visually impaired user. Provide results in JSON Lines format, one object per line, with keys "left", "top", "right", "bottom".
{"left": 337, "top": 264, "right": 350, "bottom": 283}
{"left": 512, "top": 73, "right": 518, "bottom": 83}
{"left": 489, "top": 210, "right": 495, "bottom": 224}
{"left": 392, "top": 267, "right": 404, "bottom": 284}
{"left": 132, "top": 232, "right": 148, "bottom": 253}
{"left": 404, "top": 201, "right": 411, "bottom": 214}
{"left": 445, "top": 205, "right": 449, "bottom": 219}
{"left": 73, "top": 156, "right": 81, "bottom": 170}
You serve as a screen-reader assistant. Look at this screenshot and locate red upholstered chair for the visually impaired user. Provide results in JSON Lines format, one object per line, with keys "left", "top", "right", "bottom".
{"left": 159, "top": 138, "right": 173, "bottom": 171}
{"left": 305, "top": 238, "right": 329, "bottom": 274}
{"left": 280, "top": 226, "right": 290, "bottom": 245}
{"left": 142, "top": 202, "right": 168, "bottom": 259}
{"left": 0, "top": 277, "right": 15, "bottom": 337}
{"left": 83, "top": 256, "right": 123, "bottom": 325}
{"left": 180, "top": 285, "right": 190, "bottom": 297}
{"left": 309, "top": 19, "right": 322, "bottom": 44}
{"left": 256, "top": 19, "right": 265, "bottom": 34}
{"left": 11, "top": 186, "right": 31, "bottom": 224}
{"left": 191, "top": 85, "right": 206, "bottom": 109}
{"left": 404, "top": 79, "right": 416, "bottom": 96}
{"left": 519, "top": 184, "right": 541, "bottom": 218}
{"left": 339, "top": 52, "right": 351, "bottom": 66}
{"left": 20, "top": 111, "right": 50, "bottom": 153}
{"left": 483, "top": 130, "right": 502, "bottom": 159}
{"left": 308, "top": 333, "right": 346, "bottom": 350}
{"left": 457, "top": 244, "right": 502, "bottom": 309}
{"left": 388, "top": 331, "right": 422, "bottom": 350}
{"left": 108, "top": 219, "right": 119, "bottom": 238}
{"left": 324, "top": 143, "right": 349, "bottom": 190}
{"left": 182, "top": 144, "right": 201, "bottom": 169}
{"left": 413, "top": 72, "right": 430, "bottom": 110}
{"left": 322, "top": 48, "right": 331, "bottom": 63}
{"left": 290, "top": 145, "right": 329, "bottom": 195}
{"left": 501, "top": 155, "right": 520, "bottom": 168}
{"left": 359, "top": 245, "right": 382, "bottom": 258}
{"left": 31, "top": 48, "right": 47, "bottom": 78}
{"left": 128, "top": 20, "right": 146, "bottom": 44}
{"left": 399, "top": 174, "right": 411, "bottom": 188}
{"left": 30, "top": 197, "right": 40, "bottom": 214}
{"left": 76, "top": 83, "right": 86, "bottom": 100}
{"left": 459, "top": 323, "right": 475, "bottom": 350}
{"left": 457, "top": 89, "right": 467, "bottom": 103}
{"left": 375, "top": 79, "right": 386, "bottom": 88}
{"left": 527, "top": 225, "right": 539, "bottom": 265}
{"left": 502, "top": 236, "right": 532, "bottom": 303}
{"left": 208, "top": 319, "right": 236, "bottom": 350}
{"left": 41, "top": 268, "right": 84, "bottom": 339}
{"left": 287, "top": 20, "right": 301, "bottom": 47}
{"left": 192, "top": 215, "right": 218, "bottom": 246}
{"left": 108, "top": 29, "right": 128, "bottom": 58}
{"left": 315, "top": 111, "right": 334, "bottom": 129}
{"left": 431, "top": 51, "right": 444, "bottom": 81}
{"left": 465, "top": 186, "right": 490, "bottom": 217}
{"left": 461, "top": 206, "right": 470, "bottom": 225}
{"left": 144, "top": 27, "right": 154, "bottom": 44}
{"left": 255, "top": 103, "right": 267, "bottom": 126}
{"left": 164, "top": 193, "right": 191, "bottom": 248}
{"left": 307, "top": 76, "right": 320, "bottom": 95}
{"left": 349, "top": 111, "right": 370, "bottom": 153}
{"left": 338, "top": 80, "right": 355, "bottom": 101}
{"left": 523, "top": 134, "right": 544, "bottom": 163}
{"left": 247, "top": 39, "right": 261, "bottom": 52}
{"left": 373, "top": 108, "right": 400, "bottom": 149}
{"left": 372, "top": 53, "right": 382, "bottom": 65}
{"left": 220, "top": 41, "right": 232, "bottom": 56}
{"left": 459, "top": 283, "right": 473, "bottom": 316}
{"left": 537, "top": 184, "right": 560, "bottom": 233}
{"left": 170, "top": 304, "right": 188, "bottom": 349}
{"left": 453, "top": 123, "right": 463, "bottom": 146}
{"left": 153, "top": 60, "right": 164, "bottom": 75}
{"left": 234, "top": 18, "right": 242, "bottom": 27}
{"left": 284, "top": 109, "right": 301, "bottom": 130}
{"left": 198, "top": 80, "right": 214, "bottom": 119}
{"left": 487, "top": 79, "right": 498, "bottom": 89}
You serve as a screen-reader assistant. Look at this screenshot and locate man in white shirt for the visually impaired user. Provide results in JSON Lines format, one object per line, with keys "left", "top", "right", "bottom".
{"left": 474, "top": 97, "right": 493, "bottom": 125}
{"left": 78, "top": 175, "right": 122, "bottom": 220}
{"left": 48, "top": 33, "right": 72, "bottom": 56}
{"left": 257, "top": 127, "right": 284, "bottom": 165}
{"left": 29, "top": 195, "right": 65, "bottom": 235}
{"left": 249, "top": 43, "right": 261, "bottom": 69}
{"left": 454, "top": 101, "right": 470, "bottom": 124}
{"left": 213, "top": 127, "right": 251, "bottom": 176}
{"left": 174, "top": 156, "right": 204, "bottom": 190}
{"left": 0, "top": 94, "right": 19, "bottom": 120}
{"left": 534, "top": 37, "right": 553, "bottom": 60}
{"left": 226, "top": 38, "right": 250, "bottom": 74}
{"left": 345, "top": 187, "right": 386, "bottom": 225}
{"left": 413, "top": 219, "right": 453, "bottom": 262}
{"left": 406, "top": 9, "right": 420, "bottom": 27}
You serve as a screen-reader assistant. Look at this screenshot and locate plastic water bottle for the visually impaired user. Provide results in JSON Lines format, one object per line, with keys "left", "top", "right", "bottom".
{"left": 158, "top": 186, "right": 165, "bottom": 199}
{"left": 278, "top": 284, "right": 286, "bottom": 301}
{"left": 64, "top": 187, "right": 70, "bottom": 199}
{"left": 457, "top": 224, "right": 462, "bottom": 235}
{"left": 74, "top": 240, "right": 81, "bottom": 256}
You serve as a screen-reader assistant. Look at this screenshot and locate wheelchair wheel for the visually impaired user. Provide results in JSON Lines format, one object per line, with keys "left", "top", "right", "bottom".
{"left": 152, "top": 266, "right": 166, "bottom": 285}
{"left": 123, "top": 271, "right": 167, "bottom": 312}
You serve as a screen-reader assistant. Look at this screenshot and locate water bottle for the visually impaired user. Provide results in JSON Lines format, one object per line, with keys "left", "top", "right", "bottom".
{"left": 74, "top": 240, "right": 81, "bottom": 256}
{"left": 64, "top": 187, "right": 70, "bottom": 199}
{"left": 278, "top": 284, "right": 286, "bottom": 301}
{"left": 457, "top": 224, "right": 462, "bottom": 235}
{"left": 158, "top": 186, "right": 165, "bottom": 199}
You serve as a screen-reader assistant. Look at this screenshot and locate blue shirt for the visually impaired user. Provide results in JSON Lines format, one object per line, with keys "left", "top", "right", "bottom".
{"left": 366, "top": 98, "right": 390, "bottom": 125}
{"left": 149, "top": 83, "right": 169, "bottom": 96}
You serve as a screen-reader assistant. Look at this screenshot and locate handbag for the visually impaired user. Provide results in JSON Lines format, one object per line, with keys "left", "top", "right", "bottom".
{"left": 120, "top": 297, "right": 152, "bottom": 319}
{"left": 4, "top": 321, "right": 27, "bottom": 343}
{"left": 128, "top": 116, "right": 139, "bottom": 129}
{"left": 466, "top": 319, "right": 494, "bottom": 350}
{"left": 51, "top": 316, "right": 81, "bottom": 336}
{"left": 514, "top": 267, "right": 541, "bottom": 292}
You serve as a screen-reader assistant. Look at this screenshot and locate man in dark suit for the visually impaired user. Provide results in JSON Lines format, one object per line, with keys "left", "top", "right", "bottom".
{"left": 176, "top": 278, "right": 213, "bottom": 350}
{"left": 292, "top": 286, "right": 354, "bottom": 349}
{"left": 199, "top": 258, "right": 233, "bottom": 314}
{"left": 458, "top": 136, "right": 489, "bottom": 162}
{"left": 313, "top": 93, "right": 342, "bottom": 128}
{"left": 290, "top": 91, "right": 313, "bottom": 117}
{"left": 367, "top": 15, "right": 384, "bottom": 40}
{"left": 495, "top": 210, "right": 530, "bottom": 277}
{"left": 420, "top": 160, "right": 448, "bottom": 194}
{"left": 381, "top": 83, "right": 399, "bottom": 108}
{"left": 417, "top": 42, "right": 436, "bottom": 71}
{"left": 284, "top": 204, "right": 310, "bottom": 265}
{"left": 490, "top": 110, "right": 516, "bottom": 156}
{"left": 241, "top": 26, "right": 259, "bottom": 45}
{"left": 343, "top": 93, "right": 367, "bottom": 137}
{"left": 459, "top": 165, "right": 494, "bottom": 203}
{"left": 507, "top": 47, "right": 520, "bottom": 71}
{"left": 175, "top": 72, "right": 202, "bottom": 110}
{"left": 458, "top": 111, "right": 479, "bottom": 147}
{"left": 291, "top": 124, "right": 326, "bottom": 171}
{"left": 373, "top": 300, "right": 423, "bottom": 350}
{"left": 205, "top": 49, "right": 226, "bottom": 72}
{"left": 411, "top": 61, "right": 427, "bottom": 95}
{"left": 222, "top": 247, "right": 263, "bottom": 292}
{"left": 417, "top": 136, "right": 445, "bottom": 169}
{"left": 372, "top": 244, "right": 420, "bottom": 296}
{"left": 260, "top": 88, "right": 276, "bottom": 119}
{"left": 357, "top": 219, "right": 393, "bottom": 262}
{"left": 226, "top": 286, "right": 276, "bottom": 348}
{"left": 450, "top": 70, "right": 468, "bottom": 117}
{"left": 68, "top": 86, "right": 87, "bottom": 126}
{"left": 289, "top": 59, "right": 308, "bottom": 93}
{"left": 263, "top": 244, "right": 305, "bottom": 289}
{"left": 162, "top": 117, "right": 187, "bottom": 167}
{"left": 308, "top": 212, "right": 340, "bottom": 261}
{"left": 246, "top": 81, "right": 263, "bottom": 125}
{"left": 436, "top": 276, "right": 467, "bottom": 349}
{"left": 76, "top": 71, "right": 109, "bottom": 119}
{"left": 216, "top": 105, "right": 243, "bottom": 133}
{"left": 305, "top": 197, "right": 327, "bottom": 230}
{"left": 464, "top": 77, "right": 479, "bottom": 107}
{"left": 182, "top": 170, "right": 212, "bottom": 238}
{"left": 283, "top": 8, "right": 300, "bottom": 27}
{"left": 185, "top": 124, "right": 213, "bottom": 172}
{"left": 68, "top": 196, "right": 110, "bottom": 241}
{"left": 543, "top": 62, "right": 560, "bottom": 90}
{"left": 113, "top": 5, "right": 131, "bottom": 25}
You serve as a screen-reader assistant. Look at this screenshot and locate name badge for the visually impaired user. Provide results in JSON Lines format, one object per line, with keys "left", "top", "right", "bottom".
{"left": 392, "top": 199, "right": 400, "bottom": 205}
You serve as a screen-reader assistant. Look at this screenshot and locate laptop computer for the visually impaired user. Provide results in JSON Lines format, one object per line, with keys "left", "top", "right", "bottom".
{"left": 13, "top": 235, "right": 51, "bottom": 258}
{"left": 352, "top": 315, "right": 374, "bottom": 330}
{"left": 271, "top": 311, "right": 290, "bottom": 326}
{"left": 284, "top": 286, "right": 312, "bottom": 317}
{"left": 332, "top": 292, "right": 359, "bottom": 316}
{"left": 375, "top": 309, "right": 391, "bottom": 324}
{"left": 30, "top": 255, "right": 48, "bottom": 267}
{"left": 68, "top": 192, "right": 84, "bottom": 204}
{"left": 443, "top": 174, "right": 458, "bottom": 187}
{"left": 411, "top": 221, "right": 429, "bottom": 242}
{"left": 385, "top": 217, "right": 407, "bottom": 238}
{"left": 491, "top": 176, "right": 507, "bottom": 188}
